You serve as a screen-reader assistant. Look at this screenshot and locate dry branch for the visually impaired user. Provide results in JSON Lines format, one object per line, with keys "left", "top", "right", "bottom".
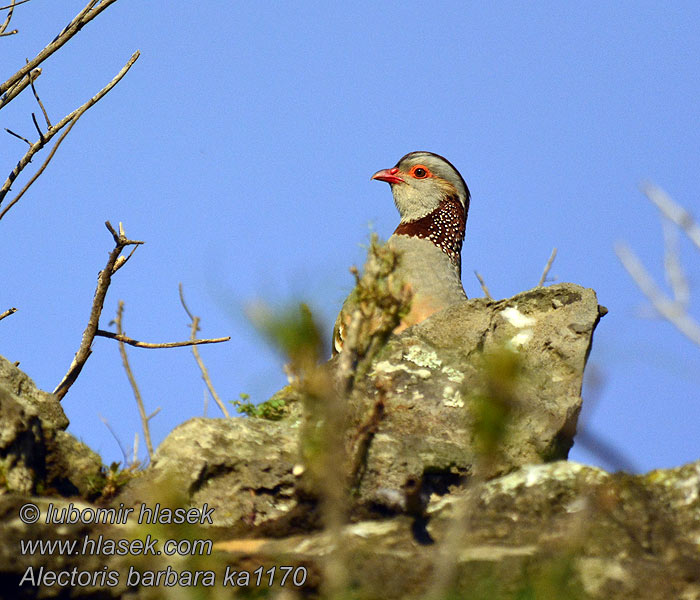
{"left": 179, "top": 283, "right": 230, "bottom": 417}
{"left": 0, "top": 68, "right": 40, "bottom": 111}
{"left": 0, "top": 0, "right": 30, "bottom": 37}
{"left": 616, "top": 242, "right": 700, "bottom": 346}
{"left": 537, "top": 247, "right": 558, "bottom": 287}
{"left": 0, "top": 50, "right": 140, "bottom": 219}
{"left": 662, "top": 218, "right": 689, "bottom": 308}
{"left": 115, "top": 301, "right": 159, "bottom": 461}
{"left": 28, "top": 63, "right": 51, "bottom": 129}
{"left": 0, "top": 0, "right": 16, "bottom": 37}
{"left": 473, "top": 270, "right": 493, "bottom": 300}
{"left": 0, "top": 306, "right": 17, "bottom": 321}
{"left": 0, "top": 0, "right": 31, "bottom": 10}
{"left": 4, "top": 128, "right": 30, "bottom": 145}
{"left": 0, "top": 0, "right": 119, "bottom": 98}
{"left": 53, "top": 221, "right": 144, "bottom": 401}
{"left": 643, "top": 182, "right": 700, "bottom": 251}
{"left": 617, "top": 185, "right": 700, "bottom": 348}
{"left": 95, "top": 329, "right": 230, "bottom": 349}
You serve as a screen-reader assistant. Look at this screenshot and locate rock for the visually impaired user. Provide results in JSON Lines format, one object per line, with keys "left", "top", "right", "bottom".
{"left": 1, "top": 281, "right": 698, "bottom": 599}
{"left": 346, "top": 282, "right": 604, "bottom": 507}
{"left": 125, "top": 283, "right": 603, "bottom": 528}
{"left": 213, "top": 460, "right": 700, "bottom": 600}
{"left": 0, "top": 356, "right": 102, "bottom": 498}
{"left": 120, "top": 417, "right": 299, "bottom": 528}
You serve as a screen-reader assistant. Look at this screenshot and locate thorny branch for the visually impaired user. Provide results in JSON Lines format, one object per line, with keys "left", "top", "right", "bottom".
{"left": 0, "top": 50, "right": 140, "bottom": 220}
{"left": 616, "top": 184, "right": 700, "bottom": 347}
{"left": 53, "top": 221, "right": 144, "bottom": 401}
{"left": 115, "top": 301, "right": 160, "bottom": 461}
{"left": 179, "top": 283, "right": 231, "bottom": 417}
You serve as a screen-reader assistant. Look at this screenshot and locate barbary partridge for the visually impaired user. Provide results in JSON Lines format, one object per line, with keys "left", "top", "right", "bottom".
{"left": 333, "top": 151, "right": 470, "bottom": 354}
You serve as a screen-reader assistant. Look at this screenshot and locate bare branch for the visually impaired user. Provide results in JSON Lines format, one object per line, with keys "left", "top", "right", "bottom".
{"left": 115, "top": 301, "right": 157, "bottom": 461}
{"left": 99, "top": 414, "right": 129, "bottom": 466}
{"left": 1, "top": 115, "right": 80, "bottom": 220}
{"left": 132, "top": 433, "right": 139, "bottom": 467}
{"left": 53, "top": 221, "right": 144, "bottom": 401}
{"left": 30, "top": 112, "right": 44, "bottom": 142}
{"left": 662, "top": 218, "right": 689, "bottom": 308}
{"left": 28, "top": 63, "right": 51, "bottom": 128}
{"left": 179, "top": 283, "right": 230, "bottom": 417}
{"left": 0, "top": 51, "right": 140, "bottom": 218}
{"left": 178, "top": 282, "right": 195, "bottom": 321}
{"left": 473, "top": 270, "right": 493, "bottom": 300}
{"left": 0, "top": 0, "right": 31, "bottom": 10}
{"left": 0, "top": 68, "right": 40, "bottom": 111}
{"left": 4, "top": 128, "right": 31, "bottom": 145}
{"left": 616, "top": 242, "right": 700, "bottom": 346}
{"left": 0, "top": 0, "right": 18, "bottom": 36}
{"left": 642, "top": 182, "right": 700, "bottom": 251}
{"left": 537, "top": 247, "right": 558, "bottom": 287}
{"left": 95, "top": 329, "right": 230, "bottom": 349}
{"left": 0, "top": 306, "right": 17, "bottom": 321}
{"left": 0, "top": 0, "right": 119, "bottom": 98}
{"left": 0, "top": 0, "right": 30, "bottom": 36}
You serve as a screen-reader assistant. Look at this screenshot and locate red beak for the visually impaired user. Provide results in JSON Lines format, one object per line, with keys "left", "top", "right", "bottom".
{"left": 371, "top": 167, "right": 403, "bottom": 185}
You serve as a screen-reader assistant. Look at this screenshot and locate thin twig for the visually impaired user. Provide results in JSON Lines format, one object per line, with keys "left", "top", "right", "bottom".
{"left": 95, "top": 329, "right": 230, "bottom": 349}
{"left": 616, "top": 242, "right": 700, "bottom": 346}
{"left": 642, "top": 182, "right": 700, "bottom": 251}
{"left": 0, "top": 116, "right": 81, "bottom": 220}
{"left": 0, "top": 0, "right": 120, "bottom": 97}
{"left": 4, "top": 128, "right": 30, "bottom": 145}
{"left": 99, "top": 414, "right": 129, "bottom": 466}
{"left": 0, "top": 68, "right": 40, "bottom": 111}
{"left": 537, "top": 247, "right": 558, "bottom": 287}
{"left": 0, "top": 51, "right": 140, "bottom": 217}
{"left": 662, "top": 218, "right": 689, "bottom": 308}
{"left": 0, "top": 0, "right": 17, "bottom": 36}
{"left": 0, "top": 0, "right": 31, "bottom": 11}
{"left": 473, "top": 270, "right": 493, "bottom": 300}
{"left": 30, "top": 112, "right": 44, "bottom": 142}
{"left": 0, "top": 307, "right": 17, "bottom": 321}
{"left": 115, "top": 301, "right": 157, "bottom": 461}
{"left": 179, "top": 283, "right": 230, "bottom": 417}
{"left": 28, "top": 61, "right": 52, "bottom": 128}
{"left": 53, "top": 221, "right": 144, "bottom": 401}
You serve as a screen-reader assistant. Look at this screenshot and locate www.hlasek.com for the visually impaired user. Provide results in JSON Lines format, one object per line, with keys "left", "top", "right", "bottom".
{"left": 17, "top": 502, "right": 308, "bottom": 589}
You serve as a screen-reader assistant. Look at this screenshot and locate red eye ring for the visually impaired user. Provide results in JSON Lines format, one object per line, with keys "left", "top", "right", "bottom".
{"left": 410, "top": 165, "right": 431, "bottom": 179}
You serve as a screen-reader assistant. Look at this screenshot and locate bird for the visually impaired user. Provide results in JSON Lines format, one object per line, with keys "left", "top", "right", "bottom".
{"left": 333, "top": 151, "right": 470, "bottom": 354}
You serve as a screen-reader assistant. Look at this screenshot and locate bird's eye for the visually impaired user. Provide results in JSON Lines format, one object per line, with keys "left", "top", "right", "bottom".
{"left": 411, "top": 165, "right": 430, "bottom": 179}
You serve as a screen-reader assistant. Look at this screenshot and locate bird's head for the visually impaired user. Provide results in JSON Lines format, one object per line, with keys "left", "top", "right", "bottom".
{"left": 372, "top": 151, "right": 470, "bottom": 224}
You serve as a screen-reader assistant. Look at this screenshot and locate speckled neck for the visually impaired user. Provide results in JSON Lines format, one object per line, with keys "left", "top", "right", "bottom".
{"left": 393, "top": 195, "right": 466, "bottom": 274}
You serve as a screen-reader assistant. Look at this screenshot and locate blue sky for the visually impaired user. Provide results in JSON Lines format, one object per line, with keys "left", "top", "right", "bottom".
{"left": 1, "top": 1, "right": 698, "bottom": 473}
